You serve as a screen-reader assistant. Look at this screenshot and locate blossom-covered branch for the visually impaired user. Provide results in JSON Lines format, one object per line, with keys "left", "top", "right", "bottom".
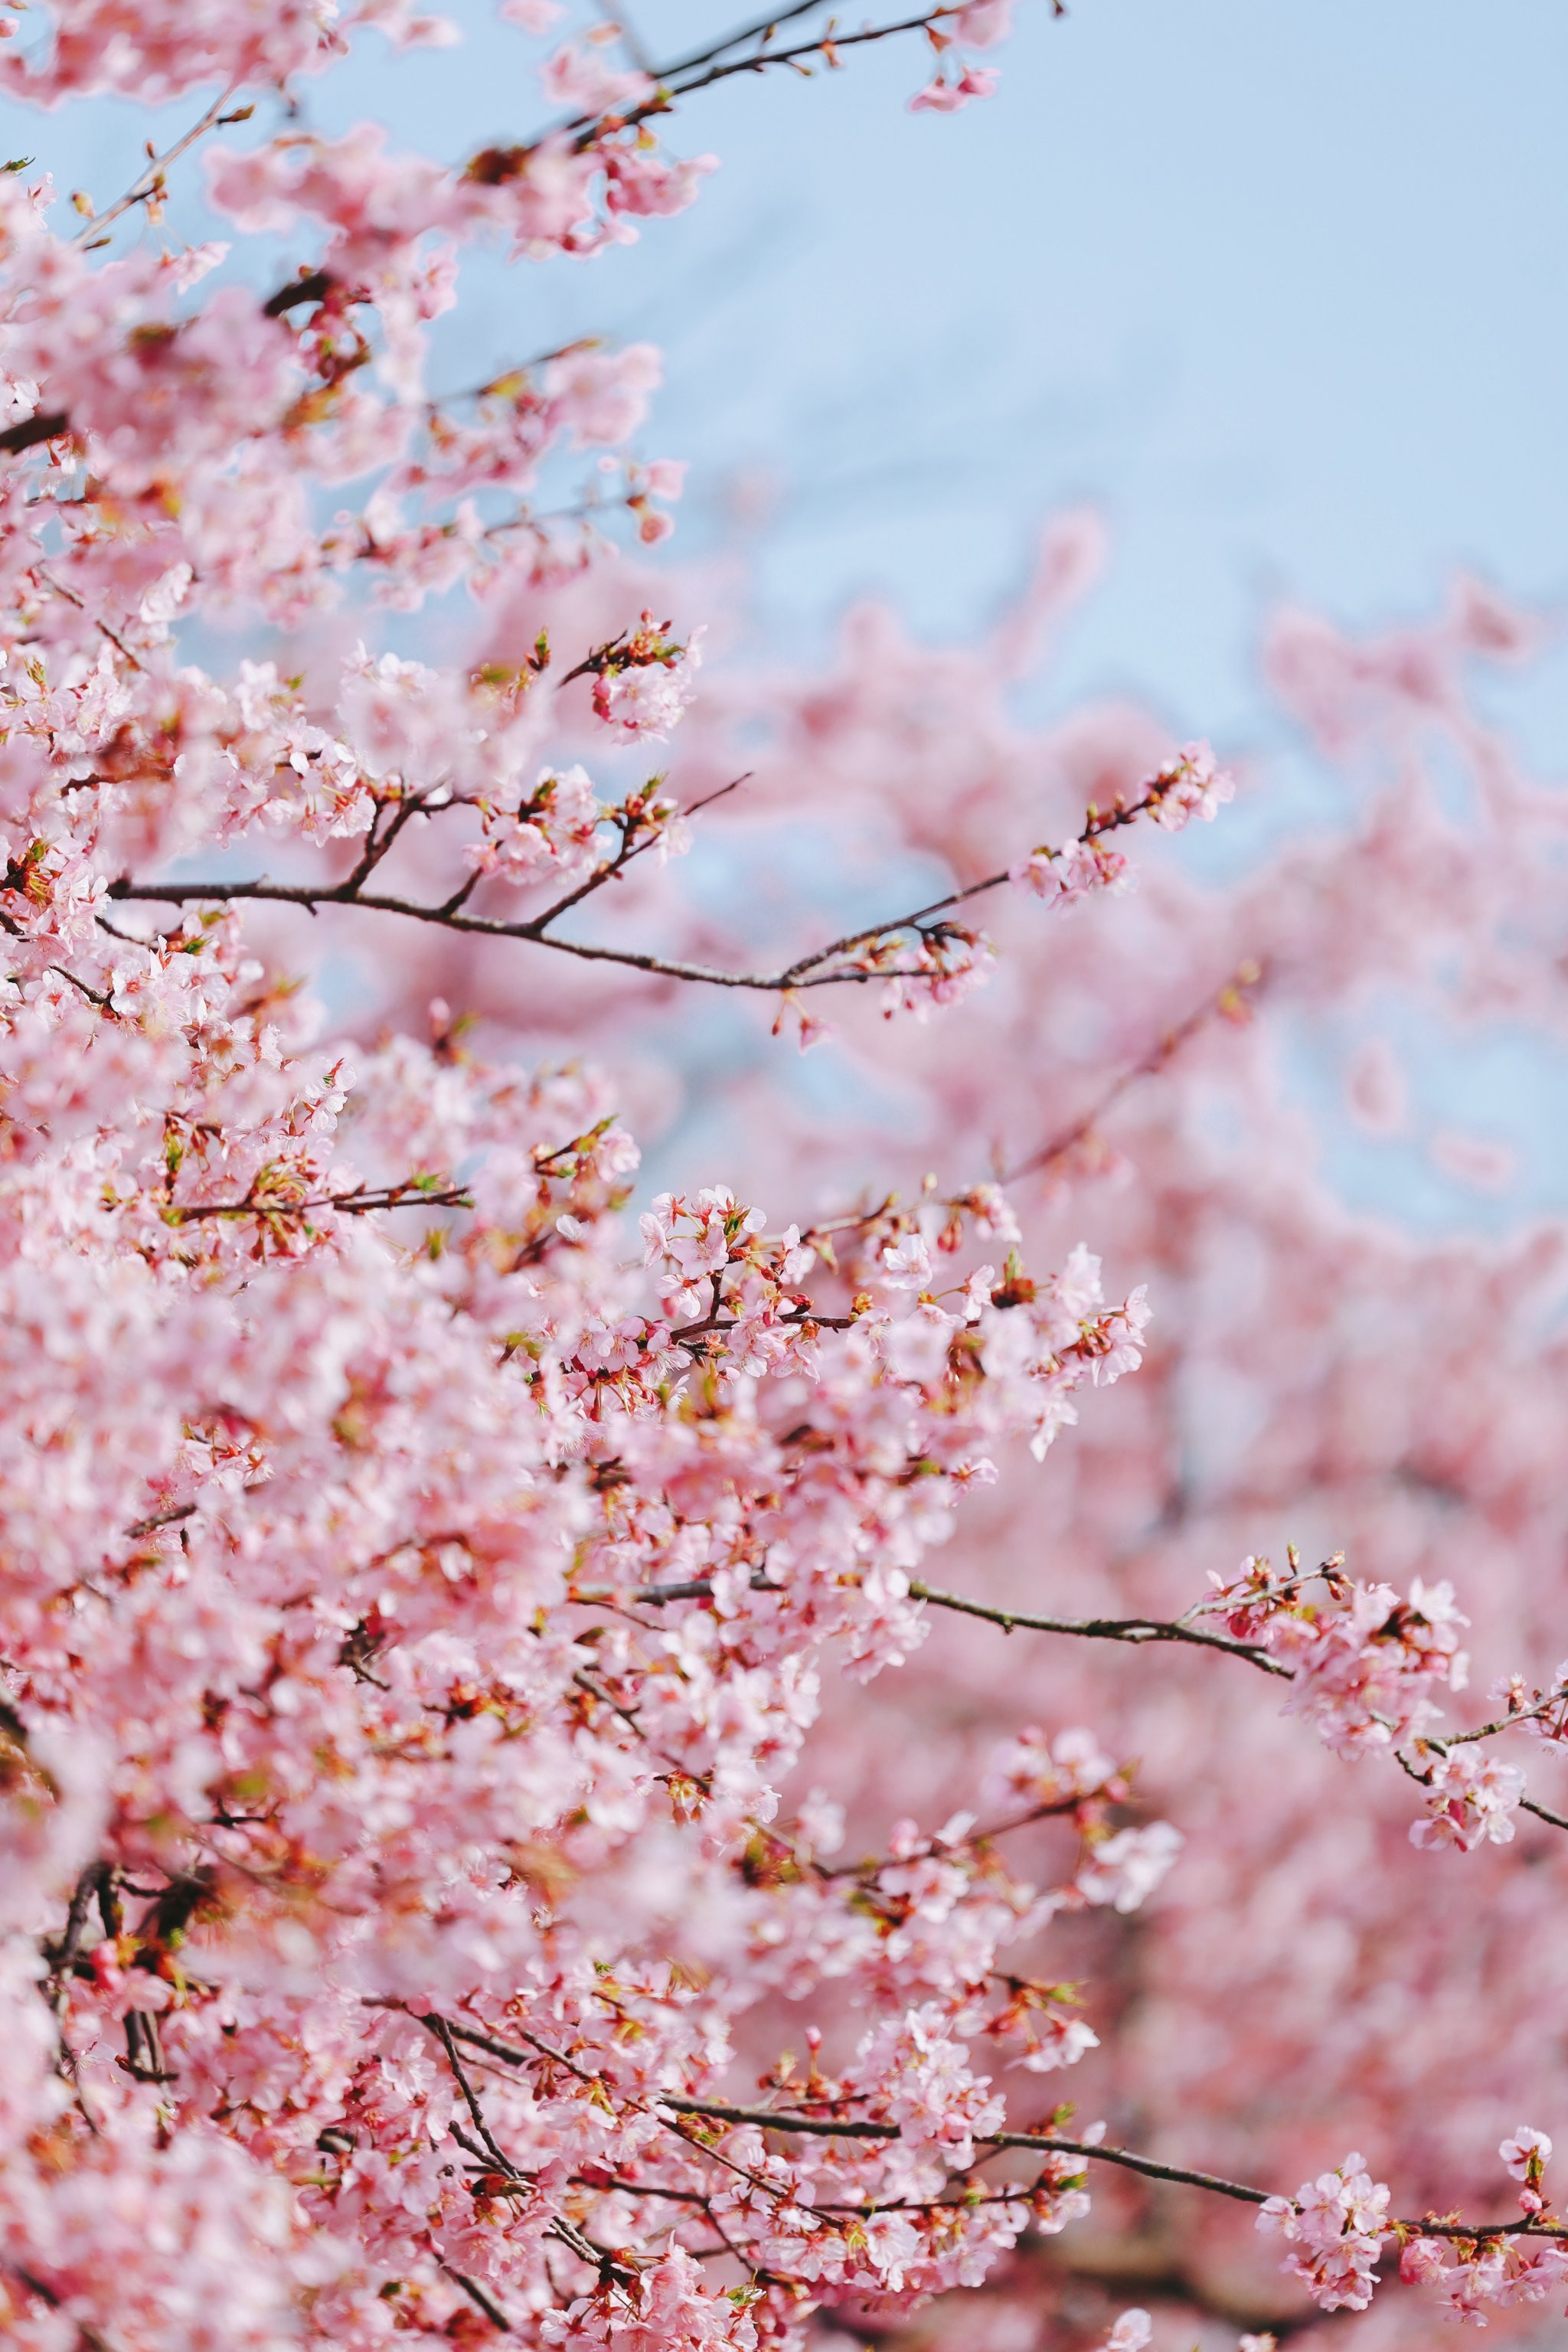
{"left": 104, "top": 748, "right": 1232, "bottom": 1011}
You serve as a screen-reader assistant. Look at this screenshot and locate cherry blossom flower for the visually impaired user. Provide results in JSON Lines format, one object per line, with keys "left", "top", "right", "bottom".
{"left": 1257, "top": 2154, "right": 1391, "bottom": 2312}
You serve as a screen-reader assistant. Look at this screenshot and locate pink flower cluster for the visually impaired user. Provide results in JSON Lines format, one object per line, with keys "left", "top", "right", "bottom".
{"left": 1409, "top": 1746, "right": 1525, "bottom": 1851}
{"left": 590, "top": 612, "right": 707, "bottom": 742}
{"left": 1144, "top": 740, "right": 1236, "bottom": 830}
{"left": 1398, "top": 2132, "right": 1567, "bottom": 2321}
{"left": 1010, "top": 749, "right": 1234, "bottom": 906}
{"left": 1204, "top": 1553, "right": 1470, "bottom": 1756}
{"left": 1257, "top": 2154, "right": 1391, "bottom": 2311}
{"left": 1011, "top": 831, "right": 1132, "bottom": 905}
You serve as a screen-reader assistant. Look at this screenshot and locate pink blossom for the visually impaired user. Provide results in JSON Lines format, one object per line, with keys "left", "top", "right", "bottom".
{"left": 1145, "top": 740, "right": 1236, "bottom": 830}
{"left": 1012, "top": 832, "right": 1131, "bottom": 903}
{"left": 910, "top": 65, "right": 1001, "bottom": 113}
{"left": 1500, "top": 2126, "right": 1553, "bottom": 2180}
{"left": 540, "top": 38, "right": 653, "bottom": 118}
{"left": 1410, "top": 1748, "right": 1524, "bottom": 1852}
{"left": 1075, "top": 1821, "right": 1183, "bottom": 1913}
{"left": 948, "top": 2, "right": 1015, "bottom": 47}
{"left": 592, "top": 615, "right": 706, "bottom": 740}
{"left": 1258, "top": 2155, "right": 1390, "bottom": 2312}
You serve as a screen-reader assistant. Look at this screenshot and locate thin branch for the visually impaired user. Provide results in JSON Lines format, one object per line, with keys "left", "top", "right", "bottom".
{"left": 521, "top": 773, "right": 752, "bottom": 938}
{"left": 906, "top": 1579, "right": 1291, "bottom": 1677}
{"left": 394, "top": 2009, "right": 1568, "bottom": 2252}
{"left": 645, "top": 0, "right": 831, "bottom": 83}
{"left": 992, "top": 2132, "right": 1270, "bottom": 2207}
{"left": 49, "top": 960, "right": 115, "bottom": 1011}
{"left": 430, "top": 2032, "right": 633, "bottom": 2282}
{"left": 72, "top": 86, "right": 248, "bottom": 246}
{"left": 123, "top": 1502, "right": 198, "bottom": 1538}
{"left": 661, "top": 2095, "right": 891, "bottom": 2139}
{"left": 605, "top": 9, "right": 976, "bottom": 143}
{"left": 108, "top": 788, "right": 1158, "bottom": 997}
{"left": 649, "top": 2102, "right": 1568, "bottom": 2243}
{"left": 106, "top": 874, "right": 754, "bottom": 988}
{"left": 339, "top": 791, "right": 429, "bottom": 897}
{"left": 571, "top": 1564, "right": 1286, "bottom": 1678}
{"left": 160, "top": 1179, "right": 470, "bottom": 1225}
{"left": 1393, "top": 1736, "right": 1568, "bottom": 1836}
{"left": 1001, "top": 959, "right": 1264, "bottom": 1185}
{"left": 38, "top": 569, "right": 144, "bottom": 673}
{"left": 428, "top": 2015, "right": 526, "bottom": 2180}
{"left": 441, "top": 2264, "right": 514, "bottom": 2333}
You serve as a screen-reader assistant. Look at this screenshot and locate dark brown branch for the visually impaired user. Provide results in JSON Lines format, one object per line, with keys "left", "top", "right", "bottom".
{"left": 108, "top": 873, "right": 766, "bottom": 989}
{"left": 606, "top": 8, "right": 992, "bottom": 143}
{"left": 571, "top": 1566, "right": 1285, "bottom": 1680}
{"left": 108, "top": 783, "right": 1161, "bottom": 998}
{"left": 428, "top": 2015, "right": 524, "bottom": 2180}
{"left": 906, "top": 1579, "right": 1291, "bottom": 1677}
{"left": 646, "top": 0, "right": 831, "bottom": 83}
{"left": 0, "top": 410, "right": 70, "bottom": 456}
{"left": 1393, "top": 1735, "right": 1568, "bottom": 1836}
{"left": 161, "top": 1180, "right": 470, "bottom": 1225}
{"left": 263, "top": 269, "right": 338, "bottom": 318}
{"left": 123, "top": 1503, "right": 197, "bottom": 1538}
{"left": 662, "top": 2096, "right": 892, "bottom": 2139}
{"left": 669, "top": 1304, "right": 854, "bottom": 1349}
{"left": 442, "top": 2264, "right": 514, "bottom": 2333}
{"left": 991, "top": 2133, "right": 1267, "bottom": 2206}
{"left": 340, "top": 791, "right": 429, "bottom": 897}
{"left": 397, "top": 2009, "right": 1568, "bottom": 2250}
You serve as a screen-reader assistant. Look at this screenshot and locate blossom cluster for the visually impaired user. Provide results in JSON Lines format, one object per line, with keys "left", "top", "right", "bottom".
{"left": 1203, "top": 1551, "right": 1471, "bottom": 1756}
{"left": 1396, "top": 2132, "right": 1568, "bottom": 2323}
{"left": 1256, "top": 2152, "right": 1391, "bottom": 2311}
{"left": 1011, "top": 744, "right": 1235, "bottom": 903}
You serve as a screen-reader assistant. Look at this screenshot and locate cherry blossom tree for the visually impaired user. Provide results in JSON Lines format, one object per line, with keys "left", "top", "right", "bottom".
{"left": 1, "top": 5, "right": 1566, "bottom": 2351}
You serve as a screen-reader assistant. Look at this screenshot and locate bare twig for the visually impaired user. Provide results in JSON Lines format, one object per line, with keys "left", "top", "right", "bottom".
{"left": 427, "top": 2015, "right": 523, "bottom": 2179}
{"left": 38, "top": 569, "right": 144, "bottom": 672}
{"left": 72, "top": 86, "right": 248, "bottom": 246}
{"left": 601, "top": 8, "right": 985, "bottom": 144}
{"left": 907, "top": 1578, "right": 1292, "bottom": 1676}
{"left": 992, "top": 2131, "right": 1271, "bottom": 2206}
{"left": 160, "top": 1179, "right": 470, "bottom": 1225}
{"left": 645, "top": 1, "right": 832, "bottom": 83}
{"left": 1001, "top": 959, "right": 1265, "bottom": 1184}
{"left": 441, "top": 2264, "right": 514, "bottom": 2333}
{"left": 570, "top": 1564, "right": 1285, "bottom": 1677}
